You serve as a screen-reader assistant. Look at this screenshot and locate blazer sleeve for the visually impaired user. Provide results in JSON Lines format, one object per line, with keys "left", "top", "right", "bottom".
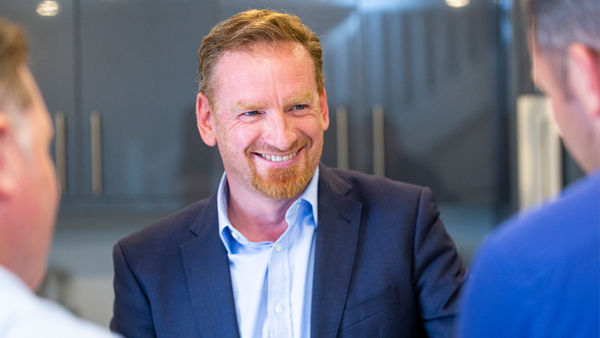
{"left": 413, "top": 187, "right": 467, "bottom": 337}
{"left": 110, "top": 241, "right": 157, "bottom": 338}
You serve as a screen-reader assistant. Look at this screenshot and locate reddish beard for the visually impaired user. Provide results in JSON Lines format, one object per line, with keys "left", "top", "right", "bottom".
{"left": 248, "top": 140, "right": 320, "bottom": 200}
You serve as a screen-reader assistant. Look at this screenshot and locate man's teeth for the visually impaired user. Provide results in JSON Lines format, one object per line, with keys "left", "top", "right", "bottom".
{"left": 260, "top": 151, "right": 298, "bottom": 162}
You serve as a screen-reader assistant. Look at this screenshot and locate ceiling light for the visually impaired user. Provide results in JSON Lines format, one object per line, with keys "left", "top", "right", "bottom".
{"left": 446, "top": 0, "right": 470, "bottom": 8}
{"left": 37, "top": 0, "right": 61, "bottom": 17}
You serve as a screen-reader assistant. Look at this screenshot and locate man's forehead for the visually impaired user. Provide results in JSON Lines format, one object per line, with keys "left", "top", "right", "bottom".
{"left": 227, "top": 41, "right": 304, "bottom": 57}
{"left": 215, "top": 42, "right": 312, "bottom": 74}
{"left": 211, "top": 42, "right": 318, "bottom": 109}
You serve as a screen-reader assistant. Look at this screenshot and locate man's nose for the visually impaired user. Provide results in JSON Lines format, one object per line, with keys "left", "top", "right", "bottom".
{"left": 264, "top": 111, "right": 297, "bottom": 151}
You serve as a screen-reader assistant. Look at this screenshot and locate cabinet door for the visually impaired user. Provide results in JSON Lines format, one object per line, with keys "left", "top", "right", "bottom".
{"left": 359, "top": 3, "right": 502, "bottom": 205}
{"left": 77, "top": 0, "right": 221, "bottom": 211}
{"left": 0, "top": 0, "right": 79, "bottom": 197}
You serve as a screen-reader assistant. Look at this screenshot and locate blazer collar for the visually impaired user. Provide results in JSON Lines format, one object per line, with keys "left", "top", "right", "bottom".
{"left": 311, "top": 165, "right": 363, "bottom": 337}
{"left": 181, "top": 193, "right": 241, "bottom": 338}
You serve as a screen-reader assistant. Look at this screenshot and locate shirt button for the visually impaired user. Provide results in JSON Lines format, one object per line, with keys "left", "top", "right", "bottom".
{"left": 231, "top": 232, "right": 239, "bottom": 240}
{"left": 294, "top": 204, "right": 300, "bottom": 210}
{"left": 274, "top": 304, "right": 284, "bottom": 314}
{"left": 274, "top": 243, "right": 282, "bottom": 252}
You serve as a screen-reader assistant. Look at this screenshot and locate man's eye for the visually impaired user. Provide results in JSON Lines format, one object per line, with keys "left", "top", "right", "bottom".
{"left": 243, "top": 111, "right": 259, "bottom": 116}
{"left": 293, "top": 104, "right": 307, "bottom": 110}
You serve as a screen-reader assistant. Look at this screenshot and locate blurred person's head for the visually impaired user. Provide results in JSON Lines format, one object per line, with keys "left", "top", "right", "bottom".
{"left": 0, "top": 19, "right": 59, "bottom": 290}
{"left": 524, "top": 0, "right": 600, "bottom": 172}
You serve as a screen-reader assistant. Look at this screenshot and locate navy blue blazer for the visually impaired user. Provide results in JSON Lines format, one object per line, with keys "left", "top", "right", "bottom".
{"left": 111, "top": 165, "right": 466, "bottom": 337}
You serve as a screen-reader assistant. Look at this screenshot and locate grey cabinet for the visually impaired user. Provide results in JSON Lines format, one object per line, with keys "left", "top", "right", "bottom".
{"left": 356, "top": 4, "right": 503, "bottom": 205}
{"left": 76, "top": 0, "right": 221, "bottom": 211}
{"left": 3, "top": 0, "right": 511, "bottom": 219}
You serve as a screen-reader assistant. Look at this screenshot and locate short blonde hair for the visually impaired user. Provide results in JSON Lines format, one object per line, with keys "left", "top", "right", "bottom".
{"left": 198, "top": 9, "right": 324, "bottom": 107}
{"left": 0, "top": 20, "right": 32, "bottom": 152}
{"left": 0, "top": 19, "right": 31, "bottom": 113}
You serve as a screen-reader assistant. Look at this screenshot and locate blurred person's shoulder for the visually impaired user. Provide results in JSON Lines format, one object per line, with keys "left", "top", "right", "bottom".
{"left": 0, "top": 265, "right": 119, "bottom": 338}
{"left": 462, "top": 171, "right": 600, "bottom": 337}
{"left": 487, "top": 170, "right": 600, "bottom": 264}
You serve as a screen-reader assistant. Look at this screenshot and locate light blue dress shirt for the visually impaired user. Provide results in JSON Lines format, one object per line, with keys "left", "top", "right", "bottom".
{"left": 217, "top": 168, "right": 319, "bottom": 338}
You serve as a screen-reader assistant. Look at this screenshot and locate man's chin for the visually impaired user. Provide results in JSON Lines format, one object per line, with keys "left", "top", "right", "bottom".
{"left": 252, "top": 167, "right": 311, "bottom": 200}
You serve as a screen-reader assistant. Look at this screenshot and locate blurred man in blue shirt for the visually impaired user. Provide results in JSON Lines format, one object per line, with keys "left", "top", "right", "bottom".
{"left": 457, "top": 0, "right": 600, "bottom": 336}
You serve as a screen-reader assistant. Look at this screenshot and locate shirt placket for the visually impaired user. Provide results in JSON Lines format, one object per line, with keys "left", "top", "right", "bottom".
{"left": 267, "top": 203, "right": 301, "bottom": 337}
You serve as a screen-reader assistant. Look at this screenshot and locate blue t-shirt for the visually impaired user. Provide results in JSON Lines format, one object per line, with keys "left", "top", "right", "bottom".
{"left": 457, "top": 171, "right": 600, "bottom": 337}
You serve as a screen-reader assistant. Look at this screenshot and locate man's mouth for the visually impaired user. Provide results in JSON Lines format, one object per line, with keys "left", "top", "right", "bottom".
{"left": 259, "top": 150, "right": 299, "bottom": 162}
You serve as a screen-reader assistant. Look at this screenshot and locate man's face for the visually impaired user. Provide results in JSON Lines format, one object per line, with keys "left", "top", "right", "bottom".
{"left": 209, "top": 43, "right": 329, "bottom": 200}
{"left": 12, "top": 66, "right": 59, "bottom": 289}
{"left": 530, "top": 39, "right": 600, "bottom": 172}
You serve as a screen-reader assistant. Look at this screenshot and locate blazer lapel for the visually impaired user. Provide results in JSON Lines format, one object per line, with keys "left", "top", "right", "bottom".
{"left": 311, "top": 166, "right": 362, "bottom": 337}
{"left": 181, "top": 194, "right": 240, "bottom": 338}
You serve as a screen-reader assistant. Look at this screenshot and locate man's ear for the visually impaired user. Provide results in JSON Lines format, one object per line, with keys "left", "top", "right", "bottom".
{"left": 0, "top": 114, "right": 19, "bottom": 198}
{"left": 196, "top": 92, "right": 217, "bottom": 147}
{"left": 567, "top": 43, "right": 600, "bottom": 119}
{"left": 319, "top": 88, "right": 330, "bottom": 131}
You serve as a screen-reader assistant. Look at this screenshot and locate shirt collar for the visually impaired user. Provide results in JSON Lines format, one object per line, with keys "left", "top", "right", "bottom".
{"left": 217, "top": 167, "right": 320, "bottom": 254}
{"left": 0, "top": 264, "right": 29, "bottom": 295}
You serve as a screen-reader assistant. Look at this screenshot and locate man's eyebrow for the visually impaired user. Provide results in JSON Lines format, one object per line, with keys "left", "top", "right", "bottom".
{"left": 284, "top": 90, "right": 314, "bottom": 106}
{"left": 232, "top": 90, "right": 315, "bottom": 111}
{"left": 232, "top": 99, "right": 268, "bottom": 112}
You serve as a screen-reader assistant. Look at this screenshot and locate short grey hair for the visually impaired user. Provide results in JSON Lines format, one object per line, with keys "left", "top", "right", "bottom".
{"left": 524, "top": 0, "right": 600, "bottom": 52}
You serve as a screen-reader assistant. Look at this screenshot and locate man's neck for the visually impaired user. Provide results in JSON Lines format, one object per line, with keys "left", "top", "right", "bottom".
{"left": 226, "top": 183, "right": 302, "bottom": 243}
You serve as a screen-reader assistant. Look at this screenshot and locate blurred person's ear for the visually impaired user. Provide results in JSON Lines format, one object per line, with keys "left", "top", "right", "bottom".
{"left": 0, "top": 113, "right": 19, "bottom": 198}
{"left": 196, "top": 92, "right": 217, "bottom": 147}
{"left": 568, "top": 43, "right": 600, "bottom": 121}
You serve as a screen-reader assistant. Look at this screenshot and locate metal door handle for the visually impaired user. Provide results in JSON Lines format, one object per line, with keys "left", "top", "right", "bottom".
{"left": 90, "top": 112, "right": 102, "bottom": 195}
{"left": 336, "top": 106, "right": 349, "bottom": 170}
{"left": 372, "top": 105, "right": 385, "bottom": 177}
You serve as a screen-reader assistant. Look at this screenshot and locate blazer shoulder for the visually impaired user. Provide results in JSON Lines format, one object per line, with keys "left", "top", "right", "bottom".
{"left": 324, "top": 167, "right": 427, "bottom": 203}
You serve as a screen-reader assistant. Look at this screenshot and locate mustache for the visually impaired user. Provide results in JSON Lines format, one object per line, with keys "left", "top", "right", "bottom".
{"left": 247, "top": 138, "right": 310, "bottom": 155}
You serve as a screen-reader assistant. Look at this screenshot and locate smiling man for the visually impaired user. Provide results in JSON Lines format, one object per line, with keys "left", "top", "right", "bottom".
{"left": 111, "top": 9, "right": 465, "bottom": 338}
